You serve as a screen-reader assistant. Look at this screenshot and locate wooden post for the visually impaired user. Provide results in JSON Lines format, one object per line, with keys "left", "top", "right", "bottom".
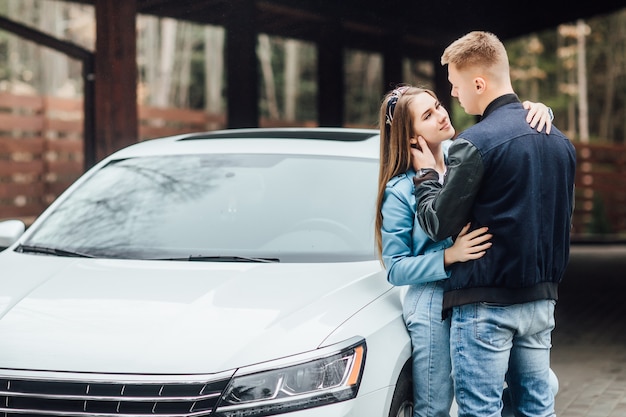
{"left": 318, "top": 18, "right": 344, "bottom": 127}
{"left": 94, "top": 0, "right": 138, "bottom": 162}
{"left": 383, "top": 35, "right": 403, "bottom": 92}
{"left": 225, "top": 0, "right": 259, "bottom": 128}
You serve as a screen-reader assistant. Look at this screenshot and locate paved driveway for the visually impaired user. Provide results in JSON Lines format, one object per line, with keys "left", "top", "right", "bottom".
{"left": 552, "top": 244, "right": 626, "bottom": 416}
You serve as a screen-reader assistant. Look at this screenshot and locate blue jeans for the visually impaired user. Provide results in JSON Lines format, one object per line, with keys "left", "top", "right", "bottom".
{"left": 450, "top": 300, "right": 556, "bottom": 417}
{"left": 403, "top": 281, "right": 453, "bottom": 417}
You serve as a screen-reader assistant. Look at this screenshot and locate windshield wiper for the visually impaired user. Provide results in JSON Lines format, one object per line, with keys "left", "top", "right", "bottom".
{"left": 161, "top": 255, "right": 280, "bottom": 263}
{"left": 15, "top": 244, "right": 94, "bottom": 258}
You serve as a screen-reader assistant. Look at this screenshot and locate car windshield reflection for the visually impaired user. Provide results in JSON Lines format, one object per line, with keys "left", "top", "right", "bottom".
{"left": 22, "top": 154, "right": 378, "bottom": 262}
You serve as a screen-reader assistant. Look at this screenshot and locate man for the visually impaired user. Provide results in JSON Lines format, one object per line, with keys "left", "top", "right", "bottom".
{"left": 411, "top": 31, "right": 576, "bottom": 416}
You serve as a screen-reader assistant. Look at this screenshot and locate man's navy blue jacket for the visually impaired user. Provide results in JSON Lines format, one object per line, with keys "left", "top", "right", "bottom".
{"left": 413, "top": 94, "right": 577, "bottom": 314}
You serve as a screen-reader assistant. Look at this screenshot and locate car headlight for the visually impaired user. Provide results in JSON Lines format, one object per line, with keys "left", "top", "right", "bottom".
{"left": 215, "top": 339, "right": 366, "bottom": 417}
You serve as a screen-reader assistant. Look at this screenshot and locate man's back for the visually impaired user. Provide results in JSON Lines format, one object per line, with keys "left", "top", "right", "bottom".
{"left": 442, "top": 100, "right": 576, "bottom": 310}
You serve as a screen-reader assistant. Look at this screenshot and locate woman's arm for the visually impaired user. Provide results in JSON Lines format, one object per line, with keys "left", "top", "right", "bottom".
{"left": 381, "top": 183, "right": 450, "bottom": 286}
{"left": 382, "top": 178, "right": 494, "bottom": 284}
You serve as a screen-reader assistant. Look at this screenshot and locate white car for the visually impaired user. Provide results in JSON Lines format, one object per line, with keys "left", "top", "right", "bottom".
{"left": 0, "top": 127, "right": 556, "bottom": 417}
{"left": 0, "top": 128, "right": 414, "bottom": 417}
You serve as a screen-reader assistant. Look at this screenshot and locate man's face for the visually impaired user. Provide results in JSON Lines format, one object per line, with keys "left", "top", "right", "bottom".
{"left": 448, "top": 64, "right": 481, "bottom": 116}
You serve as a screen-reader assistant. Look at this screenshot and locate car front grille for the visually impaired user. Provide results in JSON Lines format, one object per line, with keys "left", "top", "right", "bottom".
{"left": 0, "top": 377, "right": 231, "bottom": 417}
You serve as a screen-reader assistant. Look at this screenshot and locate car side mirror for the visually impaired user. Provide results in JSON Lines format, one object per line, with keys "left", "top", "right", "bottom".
{"left": 0, "top": 220, "right": 26, "bottom": 249}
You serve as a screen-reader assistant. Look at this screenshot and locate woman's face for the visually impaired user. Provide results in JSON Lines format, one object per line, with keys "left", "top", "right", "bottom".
{"left": 408, "top": 92, "right": 455, "bottom": 147}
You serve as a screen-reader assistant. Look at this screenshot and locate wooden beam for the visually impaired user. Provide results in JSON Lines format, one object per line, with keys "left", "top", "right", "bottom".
{"left": 225, "top": 0, "right": 259, "bottom": 128}
{"left": 317, "top": 18, "right": 344, "bottom": 127}
{"left": 94, "top": 0, "right": 138, "bottom": 162}
{"left": 382, "top": 33, "right": 403, "bottom": 92}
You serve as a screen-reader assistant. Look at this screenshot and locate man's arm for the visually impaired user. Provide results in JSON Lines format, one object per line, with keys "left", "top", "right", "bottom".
{"left": 413, "top": 138, "right": 485, "bottom": 241}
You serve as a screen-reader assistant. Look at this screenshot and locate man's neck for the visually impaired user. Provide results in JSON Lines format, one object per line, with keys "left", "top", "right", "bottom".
{"left": 481, "top": 94, "right": 520, "bottom": 120}
{"left": 479, "top": 88, "right": 516, "bottom": 115}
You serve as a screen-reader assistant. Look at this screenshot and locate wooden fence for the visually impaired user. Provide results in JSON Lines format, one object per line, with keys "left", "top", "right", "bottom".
{"left": 1, "top": 92, "right": 625, "bottom": 239}
{"left": 573, "top": 143, "right": 626, "bottom": 239}
{"left": 0, "top": 93, "right": 83, "bottom": 223}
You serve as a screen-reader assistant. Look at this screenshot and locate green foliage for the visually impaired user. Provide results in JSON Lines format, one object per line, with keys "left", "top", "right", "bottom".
{"left": 343, "top": 49, "right": 383, "bottom": 127}
{"left": 504, "top": 11, "right": 626, "bottom": 143}
{"left": 449, "top": 101, "right": 477, "bottom": 133}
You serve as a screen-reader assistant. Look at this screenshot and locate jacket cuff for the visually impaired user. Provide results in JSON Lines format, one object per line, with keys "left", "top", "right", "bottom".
{"left": 412, "top": 168, "right": 439, "bottom": 187}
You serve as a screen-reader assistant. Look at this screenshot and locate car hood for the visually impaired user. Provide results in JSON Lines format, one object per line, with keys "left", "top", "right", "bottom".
{"left": 0, "top": 252, "right": 389, "bottom": 374}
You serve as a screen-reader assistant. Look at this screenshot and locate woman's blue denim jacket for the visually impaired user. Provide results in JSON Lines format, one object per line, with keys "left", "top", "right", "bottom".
{"left": 381, "top": 168, "right": 453, "bottom": 286}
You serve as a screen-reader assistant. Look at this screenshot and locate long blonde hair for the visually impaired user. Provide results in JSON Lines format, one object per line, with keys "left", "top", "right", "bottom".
{"left": 375, "top": 85, "right": 438, "bottom": 262}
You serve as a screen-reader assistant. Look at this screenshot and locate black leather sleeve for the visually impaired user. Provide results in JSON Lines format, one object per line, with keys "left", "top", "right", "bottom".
{"left": 413, "top": 138, "right": 484, "bottom": 241}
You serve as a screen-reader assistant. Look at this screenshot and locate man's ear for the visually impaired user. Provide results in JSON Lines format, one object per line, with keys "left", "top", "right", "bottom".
{"left": 474, "top": 77, "right": 486, "bottom": 93}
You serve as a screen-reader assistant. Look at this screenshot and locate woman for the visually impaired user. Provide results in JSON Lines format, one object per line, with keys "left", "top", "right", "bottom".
{"left": 374, "top": 85, "right": 552, "bottom": 417}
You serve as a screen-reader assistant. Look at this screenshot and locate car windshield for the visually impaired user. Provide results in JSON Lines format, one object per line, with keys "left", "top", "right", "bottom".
{"left": 21, "top": 153, "right": 378, "bottom": 262}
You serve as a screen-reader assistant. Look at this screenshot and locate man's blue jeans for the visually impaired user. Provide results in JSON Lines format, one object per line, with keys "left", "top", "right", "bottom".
{"left": 450, "top": 300, "right": 556, "bottom": 417}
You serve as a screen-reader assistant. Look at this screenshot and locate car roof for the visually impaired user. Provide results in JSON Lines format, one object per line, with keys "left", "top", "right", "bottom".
{"left": 105, "top": 127, "right": 381, "bottom": 162}
{"left": 177, "top": 127, "right": 380, "bottom": 141}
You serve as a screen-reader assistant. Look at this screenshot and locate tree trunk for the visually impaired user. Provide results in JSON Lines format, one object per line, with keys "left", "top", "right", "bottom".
{"left": 154, "top": 18, "right": 177, "bottom": 107}
{"left": 567, "top": 66, "right": 576, "bottom": 137}
{"left": 365, "top": 54, "right": 382, "bottom": 124}
{"left": 599, "top": 16, "right": 616, "bottom": 141}
{"left": 284, "top": 39, "right": 298, "bottom": 120}
{"left": 41, "top": 1, "right": 69, "bottom": 96}
{"left": 6, "top": 0, "right": 19, "bottom": 85}
{"left": 10, "top": 0, "right": 39, "bottom": 92}
{"left": 258, "top": 34, "right": 279, "bottom": 119}
{"left": 141, "top": 16, "right": 159, "bottom": 105}
{"left": 204, "top": 26, "right": 224, "bottom": 116}
{"left": 577, "top": 19, "right": 589, "bottom": 143}
{"left": 175, "top": 22, "right": 193, "bottom": 107}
